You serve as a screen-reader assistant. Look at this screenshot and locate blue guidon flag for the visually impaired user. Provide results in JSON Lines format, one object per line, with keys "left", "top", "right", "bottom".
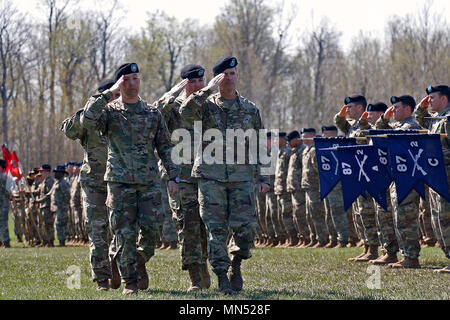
{"left": 387, "top": 133, "right": 450, "bottom": 205}
{"left": 336, "top": 144, "right": 390, "bottom": 211}
{"left": 314, "top": 137, "right": 356, "bottom": 200}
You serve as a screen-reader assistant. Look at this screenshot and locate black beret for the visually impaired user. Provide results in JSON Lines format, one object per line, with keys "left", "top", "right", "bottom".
{"left": 321, "top": 125, "right": 338, "bottom": 132}
{"left": 180, "top": 64, "right": 205, "bottom": 79}
{"left": 301, "top": 128, "right": 316, "bottom": 134}
{"left": 38, "top": 164, "right": 51, "bottom": 171}
{"left": 114, "top": 63, "right": 139, "bottom": 82}
{"left": 426, "top": 85, "right": 450, "bottom": 97}
{"left": 367, "top": 102, "right": 388, "bottom": 113}
{"left": 277, "top": 132, "right": 287, "bottom": 138}
{"left": 266, "top": 132, "right": 272, "bottom": 138}
{"left": 344, "top": 95, "right": 367, "bottom": 107}
{"left": 97, "top": 78, "right": 115, "bottom": 92}
{"left": 391, "top": 95, "right": 416, "bottom": 108}
{"left": 0, "top": 159, "right": 6, "bottom": 169}
{"left": 287, "top": 130, "right": 301, "bottom": 141}
{"left": 53, "top": 165, "right": 68, "bottom": 174}
{"left": 213, "top": 55, "right": 238, "bottom": 76}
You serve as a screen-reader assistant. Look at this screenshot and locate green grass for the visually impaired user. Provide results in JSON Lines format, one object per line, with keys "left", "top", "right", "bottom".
{"left": 1, "top": 217, "right": 449, "bottom": 300}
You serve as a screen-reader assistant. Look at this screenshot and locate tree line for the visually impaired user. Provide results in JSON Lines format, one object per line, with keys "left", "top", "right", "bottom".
{"left": 0, "top": 0, "right": 449, "bottom": 170}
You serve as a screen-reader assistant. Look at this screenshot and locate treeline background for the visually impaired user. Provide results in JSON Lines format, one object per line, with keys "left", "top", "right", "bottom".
{"left": 0, "top": 0, "right": 449, "bottom": 170}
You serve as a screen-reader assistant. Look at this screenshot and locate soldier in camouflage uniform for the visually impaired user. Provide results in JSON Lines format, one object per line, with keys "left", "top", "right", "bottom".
{"left": 286, "top": 130, "right": 308, "bottom": 247}
{"left": 335, "top": 95, "right": 379, "bottom": 262}
{"left": 415, "top": 85, "right": 450, "bottom": 273}
{"left": 275, "top": 130, "right": 297, "bottom": 247}
{"left": 321, "top": 126, "right": 349, "bottom": 248}
{"left": 374, "top": 96, "right": 423, "bottom": 268}
{"left": 81, "top": 63, "right": 179, "bottom": 295}
{"left": 418, "top": 193, "right": 437, "bottom": 247}
{"left": 301, "top": 128, "right": 330, "bottom": 247}
{"left": 264, "top": 132, "right": 279, "bottom": 247}
{"left": 0, "top": 160, "right": 11, "bottom": 248}
{"left": 50, "top": 166, "right": 71, "bottom": 247}
{"left": 70, "top": 164, "right": 83, "bottom": 244}
{"left": 179, "top": 56, "right": 269, "bottom": 295}
{"left": 36, "top": 164, "right": 55, "bottom": 247}
{"left": 61, "top": 78, "right": 121, "bottom": 291}
{"left": 24, "top": 170, "right": 42, "bottom": 246}
{"left": 153, "top": 64, "right": 210, "bottom": 292}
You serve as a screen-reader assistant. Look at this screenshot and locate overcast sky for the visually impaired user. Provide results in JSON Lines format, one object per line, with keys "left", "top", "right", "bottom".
{"left": 17, "top": 0, "right": 450, "bottom": 52}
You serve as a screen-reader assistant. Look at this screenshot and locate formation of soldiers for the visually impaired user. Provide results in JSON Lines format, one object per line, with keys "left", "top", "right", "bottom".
{"left": 0, "top": 55, "right": 449, "bottom": 297}
{"left": 254, "top": 88, "right": 450, "bottom": 275}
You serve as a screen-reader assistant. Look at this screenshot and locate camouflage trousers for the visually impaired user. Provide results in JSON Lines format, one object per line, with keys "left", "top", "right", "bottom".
{"left": 160, "top": 179, "right": 178, "bottom": 243}
{"left": 373, "top": 191, "right": 399, "bottom": 255}
{"left": 168, "top": 181, "right": 208, "bottom": 270}
{"left": 277, "top": 193, "right": 297, "bottom": 240}
{"left": 198, "top": 179, "right": 256, "bottom": 275}
{"left": 255, "top": 188, "right": 267, "bottom": 240}
{"left": 323, "top": 182, "right": 348, "bottom": 244}
{"left": 347, "top": 208, "right": 359, "bottom": 242}
{"left": 0, "top": 204, "right": 9, "bottom": 242}
{"left": 55, "top": 207, "right": 69, "bottom": 242}
{"left": 429, "top": 182, "right": 450, "bottom": 259}
{"left": 107, "top": 182, "right": 162, "bottom": 284}
{"left": 41, "top": 207, "right": 55, "bottom": 242}
{"left": 266, "top": 191, "right": 285, "bottom": 240}
{"left": 81, "top": 180, "right": 111, "bottom": 282}
{"left": 72, "top": 204, "right": 86, "bottom": 241}
{"left": 390, "top": 185, "right": 420, "bottom": 259}
{"left": 419, "top": 189, "right": 436, "bottom": 242}
{"left": 291, "top": 190, "right": 309, "bottom": 240}
{"left": 305, "top": 188, "right": 328, "bottom": 244}
{"left": 354, "top": 195, "right": 379, "bottom": 246}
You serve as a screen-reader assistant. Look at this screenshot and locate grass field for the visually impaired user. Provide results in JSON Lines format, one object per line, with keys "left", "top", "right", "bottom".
{"left": 0, "top": 219, "right": 449, "bottom": 300}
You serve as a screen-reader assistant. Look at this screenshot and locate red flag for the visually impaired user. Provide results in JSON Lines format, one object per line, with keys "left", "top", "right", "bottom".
{"left": 2, "top": 144, "right": 12, "bottom": 164}
{"left": 8, "top": 151, "right": 22, "bottom": 180}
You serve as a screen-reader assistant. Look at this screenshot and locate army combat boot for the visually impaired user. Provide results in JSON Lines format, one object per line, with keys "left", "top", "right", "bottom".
{"left": 217, "top": 271, "right": 233, "bottom": 295}
{"left": 388, "top": 257, "right": 421, "bottom": 269}
{"left": 355, "top": 245, "right": 379, "bottom": 262}
{"left": 136, "top": 254, "right": 149, "bottom": 290}
{"left": 200, "top": 262, "right": 211, "bottom": 289}
{"left": 348, "top": 245, "right": 368, "bottom": 261}
{"left": 325, "top": 240, "right": 338, "bottom": 248}
{"left": 122, "top": 281, "right": 138, "bottom": 295}
{"left": 3, "top": 241, "right": 10, "bottom": 248}
{"left": 229, "top": 255, "right": 243, "bottom": 292}
{"left": 187, "top": 264, "right": 202, "bottom": 292}
{"left": 370, "top": 252, "right": 398, "bottom": 265}
{"left": 109, "top": 256, "right": 121, "bottom": 289}
{"left": 96, "top": 279, "right": 110, "bottom": 291}
{"left": 59, "top": 240, "right": 65, "bottom": 247}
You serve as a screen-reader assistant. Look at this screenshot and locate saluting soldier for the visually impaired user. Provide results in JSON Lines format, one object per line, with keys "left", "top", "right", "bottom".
{"left": 50, "top": 165, "right": 71, "bottom": 247}
{"left": 36, "top": 164, "right": 55, "bottom": 247}
{"left": 179, "top": 55, "right": 269, "bottom": 295}
{"left": 415, "top": 85, "right": 450, "bottom": 273}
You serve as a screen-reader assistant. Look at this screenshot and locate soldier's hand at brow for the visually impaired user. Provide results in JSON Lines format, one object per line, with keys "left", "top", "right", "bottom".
{"left": 206, "top": 73, "right": 225, "bottom": 91}
{"left": 338, "top": 106, "right": 348, "bottom": 117}
{"left": 109, "top": 76, "right": 123, "bottom": 98}
{"left": 168, "top": 181, "right": 179, "bottom": 195}
{"left": 169, "top": 79, "right": 188, "bottom": 95}
{"left": 419, "top": 96, "right": 431, "bottom": 109}
{"left": 384, "top": 106, "right": 395, "bottom": 120}
{"left": 360, "top": 112, "right": 369, "bottom": 121}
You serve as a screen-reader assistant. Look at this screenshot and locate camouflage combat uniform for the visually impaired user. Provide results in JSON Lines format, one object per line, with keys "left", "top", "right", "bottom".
{"left": 62, "top": 106, "right": 112, "bottom": 283}
{"left": 323, "top": 181, "right": 349, "bottom": 245}
{"left": 50, "top": 176, "right": 70, "bottom": 243}
{"left": 0, "top": 172, "right": 10, "bottom": 243}
{"left": 265, "top": 149, "right": 278, "bottom": 243}
{"left": 37, "top": 175, "right": 55, "bottom": 243}
{"left": 286, "top": 144, "right": 309, "bottom": 242}
{"left": 301, "top": 144, "right": 329, "bottom": 245}
{"left": 375, "top": 115, "right": 423, "bottom": 258}
{"left": 157, "top": 160, "right": 178, "bottom": 244}
{"left": 275, "top": 145, "right": 296, "bottom": 243}
{"left": 179, "top": 87, "right": 268, "bottom": 275}
{"left": 81, "top": 91, "right": 178, "bottom": 285}
{"left": 155, "top": 90, "right": 208, "bottom": 270}
{"left": 416, "top": 105, "right": 450, "bottom": 261}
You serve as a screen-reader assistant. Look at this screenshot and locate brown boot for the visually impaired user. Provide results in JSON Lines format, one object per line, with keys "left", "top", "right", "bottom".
{"left": 276, "top": 238, "right": 287, "bottom": 247}
{"left": 305, "top": 239, "right": 317, "bottom": 248}
{"left": 122, "top": 281, "right": 138, "bottom": 295}
{"left": 160, "top": 242, "right": 169, "bottom": 250}
{"left": 356, "top": 240, "right": 365, "bottom": 247}
{"left": 289, "top": 236, "right": 299, "bottom": 247}
{"left": 187, "top": 264, "right": 202, "bottom": 292}
{"left": 335, "top": 241, "right": 347, "bottom": 248}
{"left": 136, "top": 254, "right": 149, "bottom": 290}
{"left": 346, "top": 239, "right": 358, "bottom": 247}
{"left": 3, "top": 241, "right": 10, "bottom": 248}
{"left": 96, "top": 279, "right": 110, "bottom": 291}
{"left": 370, "top": 252, "right": 398, "bottom": 265}
{"left": 355, "top": 245, "right": 379, "bottom": 262}
{"left": 199, "top": 263, "right": 211, "bottom": 289}
{"left": 434, "top": 264, "right": 450, "bottom": 273}
{"left": 217, "top": 271, "right": 233, "bottom": 295}
{"left": 167, "top": 240, "right": 178, "bottom": 250}
{"left": 388, "top": 257, "right": 421, "bottom": 269}
{"left": 109, "top": 256, "right": 121, "bottom": 289}
{"left": 268, "top": 239, "right": 279, "bottom": 247}
{"left": 48, "top": 240, "right": 54, "bottom": 247}
{"left": 312, "top": 241, "right": 327, "bottom": 248}
{"left": 325, "top": 241, "right": 338, "bottom": 248}
{"left": 229, "top": 255, "right": 243, "bottom": 292}
{"left": 349, "top": 245, "right": 368, "bottom": 261}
